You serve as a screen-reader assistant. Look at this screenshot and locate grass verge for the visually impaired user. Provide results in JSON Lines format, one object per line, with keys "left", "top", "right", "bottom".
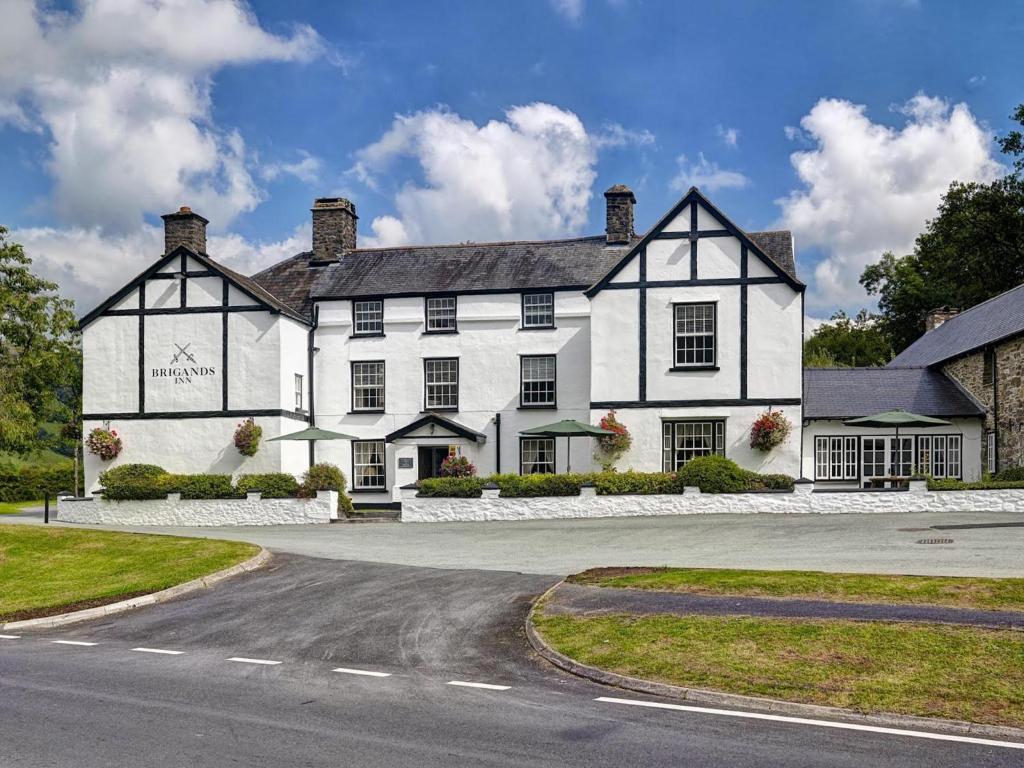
{"left": 533, "top": 611, "right": 1024, "bottom": 728}
{"left": 0, "top": 500, "right": 42, "bottom": 514}
{"left": 0, "top": 524, "right": 258, "bottom": 621}
{"left": 567, "top": 567, "right": 1024, "bottom": 612}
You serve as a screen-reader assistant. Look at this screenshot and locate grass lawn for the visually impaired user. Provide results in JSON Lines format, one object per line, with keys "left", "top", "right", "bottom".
{"left": 0, "top": 524, "right": 258, "bottom": 622}
{"left": 533, "top": 611, "right": 1024, "bottom": 728}
{"left": 0, "top": 499, "right": 42, "bottom": 514}
{"left": 567, "top": 567, "right": 1024, "bottom": 612}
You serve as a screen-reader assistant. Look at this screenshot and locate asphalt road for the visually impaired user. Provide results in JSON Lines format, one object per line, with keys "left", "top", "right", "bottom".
{"left": 2, "top": 554, "right": 1021, "bottom": 767}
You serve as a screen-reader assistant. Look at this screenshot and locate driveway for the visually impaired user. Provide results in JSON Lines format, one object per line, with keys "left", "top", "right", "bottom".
{"left": 8, "top": 508, "right": 1024, "bottom": 576}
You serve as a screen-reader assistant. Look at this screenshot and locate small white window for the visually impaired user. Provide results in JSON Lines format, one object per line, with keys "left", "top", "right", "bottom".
{"left": 424, "top": 358, "right": 458, "bottom": 410}
{"left": 521, "top": 438, "right": 555, "bottom": 474}
{"left": 353, "top": 300, "right": 383, "bottom": 335}
{"left": 520, "top": 355, "right": 556, "bottom": 407}
{"left": 353, "top": 440, "right": 386, "bottom": 490}
{"left": 294, "top": 374, "right": 303, "bottom": 410}
{"left": 522, "top": 293, "right": 554, "bottom": 329}
{"left": 987, "top": 432, "right": 996, "bottom": 474}
{"left": 352, "top": 361, "right": 384, "bottom": 411}
{"left": 425, "top": 296, "right": 457, "bottom": 332}
{"left": 674, "top": 303, "right": 716, "bottom": 367}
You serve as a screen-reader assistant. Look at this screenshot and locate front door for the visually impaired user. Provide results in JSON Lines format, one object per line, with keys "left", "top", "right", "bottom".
{"left": 418, "top": 446, "right": 450, "bottom": 480}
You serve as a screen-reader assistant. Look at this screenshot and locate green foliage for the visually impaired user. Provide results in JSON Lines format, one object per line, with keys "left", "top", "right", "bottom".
{"left": 676, "top": 455, "right": 750, "bottom": 493}
{"left": 235, "top": 472, "right": 300, "bottom": 498}
{"left": 0, "top": 226, "right": 81, "bottom": 455}
{"left": 594, "top": 471, "right": 682, "bottom": 495}
{"left": 160, "top": 474, "right": 235, "bottom": 500}
{"left": 997, "top": 102, "right": 1024, "bottom": 175}
{"left": 494, "top": 472, "right": 597, "bottom": 497}
{"left": 746, "top": 472, "right": 795, "bottom": 491}
{"left": 299, "top": 462, "right": 353, "bottom": 513}
{"left": 594, "top": 410, "right": 632, "bottom": 470}
{"left": 0, "top": 461, "right": 80, "bottom": 502}
{"left": 417, "top": 476, "right": 486, "bottom": 498}
{"left": 233, "top": 419, "right": 262, "bottom": 457}
{"left": 803, "top": 310, "right": 893, "bottom": 367}
{"left": 98, "top": 463, "right": 167, "bottom": 486}
{"left": 995, "top": 466, "right": 1024, "bottom": 482}
{"left": 439, "top": 454, "right": 476, "bottom": 477}
{"left": 928, "top": 477, "right": 1024, "bottom": 491}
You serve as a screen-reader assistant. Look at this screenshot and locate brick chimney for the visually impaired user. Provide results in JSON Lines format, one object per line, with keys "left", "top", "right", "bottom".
{"left": 924, "top": 306, "right": 959, "bottom": 332}
{"left": 604, "top": 184, "right": 636, "bottom": 245}
{"left": 161, "top": 206, "right": 208, "bottom": 255}
{"left": 311, "top": 197, "right": 357, "bottom": 261}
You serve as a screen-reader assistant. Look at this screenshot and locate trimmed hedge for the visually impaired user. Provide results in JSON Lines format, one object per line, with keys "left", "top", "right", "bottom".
{"left": 417, "top": 477, "right": 486, "bottom": 498}
{"left": 928, "top": 477, "right": 1024, "bottom": 491}
{"left": 593, "top": 471, "right": 682, "bottom": 495}
{"left": 493, "top": 473, "right": 597, "bottom": 497}
{"left": 0, "top": 462, "right": 82, "bottom": 502}
{"left": 994, "top": 466, "right": 1024, "bottom": 482}
{"left": 235, "top": 472, "right": 300, "bottom": 498}
{"left": 676, "top": 455, "right": 750, "bottom": 493}
{"left": 98, "top": 463, "right": 166, "bottom": 487}
{"left": 160, "top": 474, "right": 235, "bottom": 500}
{"left": 299, "top": 463, "right": 354, "bottom": 514}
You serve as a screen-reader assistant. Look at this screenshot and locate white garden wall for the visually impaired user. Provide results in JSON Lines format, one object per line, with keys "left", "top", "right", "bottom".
{"left": 401, "top": 485, "right": 1024, "bottom": 522}
{"left": 58, "top": 491, "right": 337, "bottom": 526}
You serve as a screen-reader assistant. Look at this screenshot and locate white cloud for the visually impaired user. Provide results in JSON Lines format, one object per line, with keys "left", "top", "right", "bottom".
{"left": 716, "top": 125, "right": 740, "bottom": 148}
{"left": 352, "top": 103, "right": 601, "bottom": 247}
{"left": 550, "top": 0, "right": 584, "bottom": 21}
{"left": 777, "top": 94, "right": 1002, "bottom": 310}
{"left": 669, "top": 153, "right": 750, "bottom": 193}
{"left": 14, "top": 222, "right": 312, "bottom": 313}
{"left": 593, "top": 122, "right": 656, "bottom": 149}
{"left": 260, "top": 151, "right": 322, "bottom": 184}
{"left": 0, "top": 0, "right": 325, "bottom": 232}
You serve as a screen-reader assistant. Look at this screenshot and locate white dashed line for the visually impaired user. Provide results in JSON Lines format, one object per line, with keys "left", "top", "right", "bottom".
{"left": 446, "top": 680, "right": 511, "bottom": 691}
{"left": 131, "top": 647, "right": 185, "bottom": 655}
{"left": 52, "top": 640, "right": 98, "bottom": 646}
{"left": 227, "top": 657, "right": 281, "bottom": 666}
{"left": 332, "top": 667, "right": 392, "bottom": 677}
{"left": 0, "top": 635, "right": 20, "bottom": 640}
{"left": 594, "top": 697, "right": 1024, "bottom": 751}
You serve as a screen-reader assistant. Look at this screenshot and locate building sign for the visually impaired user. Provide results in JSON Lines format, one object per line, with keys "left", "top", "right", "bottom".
{"left": 398, "top": 457, "right": 414, "bottom": 469}
{"left": 151, "top": 343, "right": 216, "bottom": 385}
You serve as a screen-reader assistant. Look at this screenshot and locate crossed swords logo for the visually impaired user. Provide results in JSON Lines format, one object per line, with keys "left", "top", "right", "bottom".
{"left": 170, "top": 343, "right": 197, "bottom": 365}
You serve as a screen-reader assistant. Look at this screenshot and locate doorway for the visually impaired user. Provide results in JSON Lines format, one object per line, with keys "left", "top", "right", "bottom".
{"left": 418, "top": 446, "right": 450, "bottom": 480}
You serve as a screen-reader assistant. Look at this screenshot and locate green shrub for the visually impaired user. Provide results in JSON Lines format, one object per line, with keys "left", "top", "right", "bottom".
{"left": 299, "top": 463, "right": 353, "bottom": 514}
{"left": 0, "top": 462, "right": 81, "bottom": 502}
{"left": 98, "top": 463, "right": 167, "bottom": 487}
{"left": 417, "top": 477, "right": 486, "bottom": 498}
{"left": 102, "top": 476, "right": 169, "bottom": 501}
{"left": 745, "top": 472, "right": 796, "bottom": 491}
{"left": 235, "top": 472, "right": 299, "bottom": 498}
{"left": 594, "top": 471, "right": 682, "bottom": 495}
{"left": 928, "top": 477, "right": 1024, "bottom": 491}
{"left": 676, "top": 455, "right": 750, "bottom": 493}
{"left": 161, "top": 473, "right": 235, "bottom": 500}
{"left": 495, "top": 473, "right": 596, "bottom": 497}
{"left": 995, "top": 466, "right": 1024, "bottom": 482}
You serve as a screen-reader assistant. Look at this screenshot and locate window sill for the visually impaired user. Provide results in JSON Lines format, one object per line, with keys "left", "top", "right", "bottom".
{"left": 422, "top": 329, "right": 458, "bottom": 336}
{"left": 669, "top": 365, "right": 719, "bottom": 372}
{"left": 421, "top": 407, "right": 459, "bottom": 413}
{"left": 518, "top": 404, "right": 557, "bottom": 410}
{"left": 352, "top": 332, "right": 385, "bottom": 338}
{"left": 349, "top": 487, "right": 387, "bottom": 494}
{"left": 519, "top": 325, "right": 556, "bottom": 332}
{"left": 347, "top": 410, "right": 385, "bottom": 415}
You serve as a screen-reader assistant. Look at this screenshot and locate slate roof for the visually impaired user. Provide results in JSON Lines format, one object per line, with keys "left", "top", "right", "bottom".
{"left": 189, "top": 252, "right": 308, "bottom": 324}
{"left": 249, "top": 227, "right": 796, "bottom": 317}
{"left": 888, "top": 283, "right": 1024, "bottom": 368}
{"left": 803, "top": 367, "right": 985, "bottom": 420}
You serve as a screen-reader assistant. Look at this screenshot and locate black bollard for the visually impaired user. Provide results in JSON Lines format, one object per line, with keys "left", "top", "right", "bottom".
{"left": 44, "top": 494, "right": 49, "bottom": 524}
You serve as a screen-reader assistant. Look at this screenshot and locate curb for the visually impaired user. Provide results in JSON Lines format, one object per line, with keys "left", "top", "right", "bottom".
{"left": 2, "top": 548, "right": 271, "bottom": 631}
{"left": 525, "top": 581, "right": 1024, "bottom": 743}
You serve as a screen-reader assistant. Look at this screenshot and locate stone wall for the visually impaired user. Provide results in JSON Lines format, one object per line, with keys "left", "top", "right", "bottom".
{"left": 57, "top": 491, "right": 337, "bottom": 526}
{"left": 400, "top": 484, "right": 1024, "bottom": 522}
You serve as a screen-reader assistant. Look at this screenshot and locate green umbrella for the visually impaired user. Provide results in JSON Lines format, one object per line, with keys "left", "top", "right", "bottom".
{"left": 268, "top": 426, "right": 358, "bottom": 468}
{"left": 844, "top": 409, "right": 951, "bottom": 477}
{"left": 519, "top": 419, "right": 616, "bottom": 472}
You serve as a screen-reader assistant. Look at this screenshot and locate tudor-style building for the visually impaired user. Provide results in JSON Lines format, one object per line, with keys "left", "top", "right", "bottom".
{"left": 79, "top": 188, "right": 806, "bottom": 502}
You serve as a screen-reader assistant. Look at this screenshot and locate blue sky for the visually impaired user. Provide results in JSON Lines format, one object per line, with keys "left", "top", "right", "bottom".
{"left": 1, "top": 0, "right": 1022, "bottom": 318}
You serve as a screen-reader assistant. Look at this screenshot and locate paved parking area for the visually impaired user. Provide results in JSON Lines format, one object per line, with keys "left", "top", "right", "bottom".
{"left": 8, "top": 508, "right": 1024, "bottom": 576}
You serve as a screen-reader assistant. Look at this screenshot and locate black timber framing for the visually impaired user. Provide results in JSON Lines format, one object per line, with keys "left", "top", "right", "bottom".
{"left": 638, "top": 247, "right": 647, "bottom": 401}
{"left": 598, "top": 276, "right": 786, "bottom": 291}
{"left": 740, "top": 244, "right": 748, "bottom": 400}
{"left": 591, "top": 398, "right": 802, "bottom": 409}
{"left": 82, "top": 409, "right": 310, "bottom": 422}
{"left": 385, "top": 412, "right": 486, "bottom": 443}
{"left": 689, "top": 202, "right": 698, "bottom": 279}
{"left": 221, "top": 278, "right": 229, "bottom": 411}
{"left": 138, "top": 282, "right": 145, "bottom": 413}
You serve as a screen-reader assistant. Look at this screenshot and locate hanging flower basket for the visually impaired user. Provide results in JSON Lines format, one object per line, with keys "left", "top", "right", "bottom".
{"left": 234, "top": 419, "right": 263, "bottom": 457}
{"left": 749, "top": 410, "right": 792, "bottom": 452}
{"left": 86, "top": 427, "right": 122, "bottom": 461}
{"left": 595, "top": 409, "right": 632, "bottom": 470}
{"left": 439, "top": 454, "right": 476, "bottom": 477}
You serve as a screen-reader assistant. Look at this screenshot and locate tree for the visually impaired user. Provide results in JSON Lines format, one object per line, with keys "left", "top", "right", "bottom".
{"left": 0, "top": 226, "right": 81, "bottom": 454}
{"left": 803, "top": 310, "right": 893, "bottom": 367}
{"left": 859, "top": 103, "right": 1024, "bottom": 353}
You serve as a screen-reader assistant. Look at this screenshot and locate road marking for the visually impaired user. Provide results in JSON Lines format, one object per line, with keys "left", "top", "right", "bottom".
{"left": 594, "top": 697, "right": 1024, "bottom": 751}
{"left": 0, "top": 635, "right": 20, "bottom": 640}
{"left": 52, "top": 640, "right": 98, "bottom": 646}
{"left": 227, "top": 657, "right": 281, "bottom": 666}
{"left": 332, "top": 667, "right": 391, "bottom": 678}
{"left": 446, "top": 680, "right": 511, "bottom": 691}
{"left": 131, "top": 647, "right": 185, "bottom": 655}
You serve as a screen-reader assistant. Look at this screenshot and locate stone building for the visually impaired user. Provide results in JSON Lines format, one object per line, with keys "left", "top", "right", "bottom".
{"left": 889, "top": 284, "right": 1024, "bottom": 474}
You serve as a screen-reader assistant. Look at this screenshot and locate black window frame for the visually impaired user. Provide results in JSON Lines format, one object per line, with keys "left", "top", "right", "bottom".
{"left": 519, "top": 436, "right": 556, "bottom": 475}
{"left": 521, "top": 292, "right": 555, "bottom": 330}
{"left": 352, "top": 299, "right": 384, "bottom": 337}
{"left": 423, "top": 357, "right": 459, "bottom": 411}
{"left": 424, "top": 295, "right": 458, "bottom": 334}
{"left": 661, "top": 419, "right": 726, "bottom": 471}
{"left": 350, "top": 360, "right": 385, "bottom": 413}
{"left": 671, "top": 301, "right": 718, "bottom": 371}
{"left": 519, "top": 354, "right": 557, "bottom": 409}
{"left": 351, "top": 439, "right": 387, "bottom": 492}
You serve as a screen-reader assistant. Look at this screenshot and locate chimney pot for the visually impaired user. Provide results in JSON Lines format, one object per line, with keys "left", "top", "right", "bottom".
{"left": 604, "top": 184, "right": 636, "bottom": 245}
{"left": 311, "top": 197, "right": 357, "bottom": 261}
{"left": 160, "top": 206, "right": 208, "bottom": 255}
{"left": 924, "top": 306, "right": 959, "bottom": 332}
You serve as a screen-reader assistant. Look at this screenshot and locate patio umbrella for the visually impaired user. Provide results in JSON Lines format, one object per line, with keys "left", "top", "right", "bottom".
{"left": 519, "top": 419, "right": 616, "bottom": 472}
{"left": 268, "top": 426, "right": 358, "bottom": 468}
{"left": 843, "top": 409, "right": 951, "bottom": 477}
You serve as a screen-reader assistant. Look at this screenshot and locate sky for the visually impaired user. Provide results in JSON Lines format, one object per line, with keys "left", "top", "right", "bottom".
{"left": 1, "top": 0, "right": 1022, "bottom": 323}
